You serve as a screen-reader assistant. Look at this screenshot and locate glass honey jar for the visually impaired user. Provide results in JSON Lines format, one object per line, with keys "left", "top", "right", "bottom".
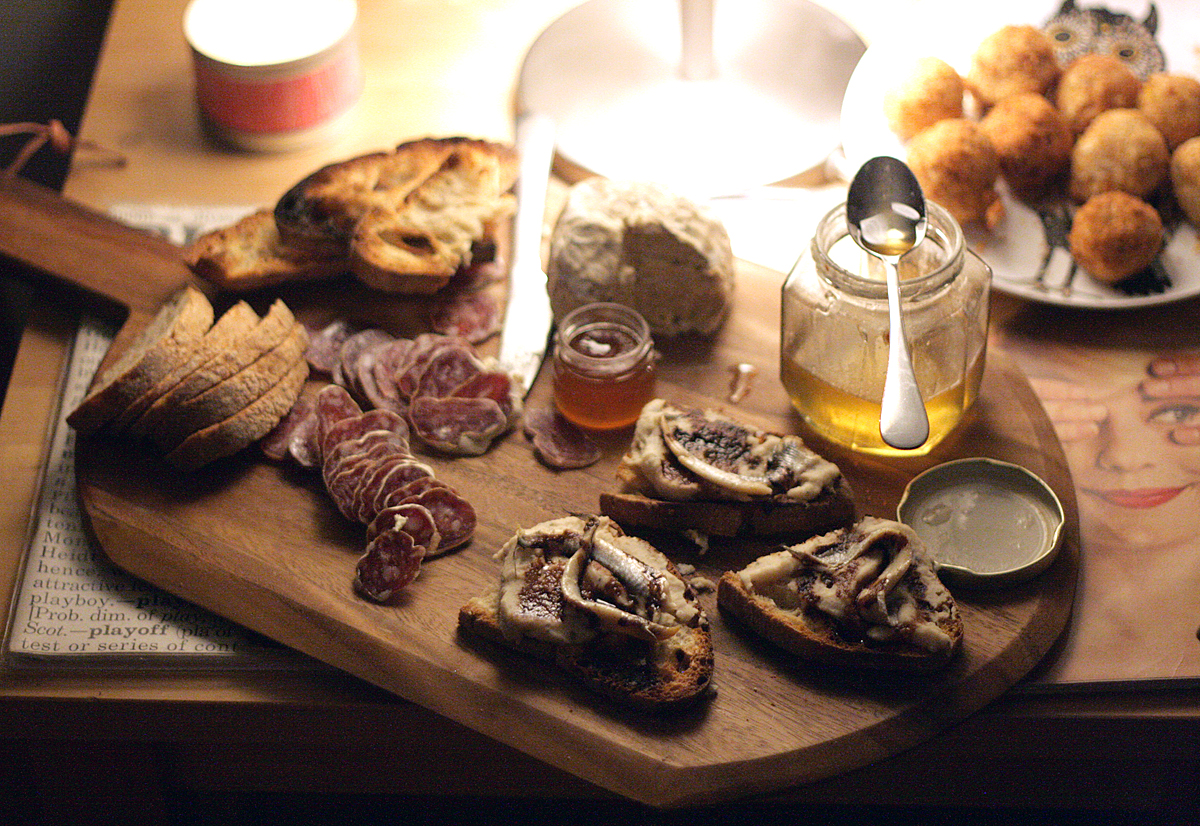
{"left": 553, "top": 302, "right": 657, "bottom": 430}
{"left": 780, "top": 200, "right": 991, "bottom": 456}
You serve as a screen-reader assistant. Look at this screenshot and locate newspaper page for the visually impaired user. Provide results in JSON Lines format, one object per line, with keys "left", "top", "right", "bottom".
{"left": 5, "top": 204, "right": 308, "bottom": 668}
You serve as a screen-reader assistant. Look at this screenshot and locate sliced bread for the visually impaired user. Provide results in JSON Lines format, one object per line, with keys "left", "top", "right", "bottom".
{"left": 110, "top": 300, "right": 259, "bottom": 433}
{"left": 149, "top": 321, "right": 310, "bottom": 451}
{"left": 67, "top": 286, "right": 214, "bottom": 436}
{"left": 130, "top": 298, "right": 293, "bottom": 437}
{"left": 163, "top": 356, "right": 309, "bottom": 471}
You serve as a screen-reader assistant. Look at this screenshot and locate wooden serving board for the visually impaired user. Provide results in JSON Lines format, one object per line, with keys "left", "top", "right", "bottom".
{"left": 3, "top": 176, "right": 1078, "bottom": 808}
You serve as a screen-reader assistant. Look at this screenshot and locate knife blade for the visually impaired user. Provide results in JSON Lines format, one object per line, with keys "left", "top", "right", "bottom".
{"left": 498, "top": 112, "right": 556, "bottom": 397}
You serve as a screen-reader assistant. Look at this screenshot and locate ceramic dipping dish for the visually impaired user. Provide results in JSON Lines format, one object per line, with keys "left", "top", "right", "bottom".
{"left": 897, "top": 457, "right": 1065, "bottom": 589}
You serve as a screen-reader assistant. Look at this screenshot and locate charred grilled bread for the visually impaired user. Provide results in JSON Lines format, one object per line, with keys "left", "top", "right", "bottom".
{"left": 717, "top": 517, "right": 963, "bottom": 672}
{"left": 458, "top": 515, "right": 714, "bottom": 709}
{"left": 599, "top": 399, "right": 855, "bottom": 537}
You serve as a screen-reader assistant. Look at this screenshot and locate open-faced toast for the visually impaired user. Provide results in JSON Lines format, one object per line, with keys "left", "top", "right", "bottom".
{"left": 599, "top": 399, "right": 856, "bottom": 538}
{"left": 717, "top": 516, "right": 963, "bottom": 672}
{"left": 458, "top": 514, "right": 714, "bottom": 709}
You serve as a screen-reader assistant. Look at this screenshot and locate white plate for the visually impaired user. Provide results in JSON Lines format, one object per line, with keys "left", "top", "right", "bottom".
{"left": 840, "top": 0, "right": 1200, "bottom": 309}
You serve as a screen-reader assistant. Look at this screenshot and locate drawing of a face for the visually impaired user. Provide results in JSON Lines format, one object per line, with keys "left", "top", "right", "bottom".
{"left": 1043, "top": 0, "right": 1165, "bottom": 79}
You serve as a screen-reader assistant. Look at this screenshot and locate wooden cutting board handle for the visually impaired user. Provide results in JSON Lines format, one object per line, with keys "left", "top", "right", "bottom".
{"left": 0, "top": 174, "right": 203, "bottom": 314}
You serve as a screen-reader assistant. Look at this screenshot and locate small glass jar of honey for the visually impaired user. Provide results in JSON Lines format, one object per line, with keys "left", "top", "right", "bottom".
{"left": 552, "top": 302, "right": 657, "bottom": 430}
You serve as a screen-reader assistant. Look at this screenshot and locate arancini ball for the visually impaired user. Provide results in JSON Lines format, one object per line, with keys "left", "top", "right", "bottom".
{"left": 966, "top": 25, "right": 1061, "bottom": 108}
{"left": 884, "top": 56, "right": 965, "bottom": 140}
{"left": 1170, "top": 136, "right": 1200, "bottom": 227}
{"left": 1069, "top": 108, "right": 1168, "bottom": 202}
{"left": 1056, "top": 53, "right": 1141, "bottom": 136}
{"left": 980, "top": 92, "right": 1073, "bottom": 195}
{"left": 907, "top": 118, "right": 1002, "bottom": 226}
{"left": 1068, "top": 191, "right": 1163, "bottom": 284}
{"left": 1138, "top": 73, "right": 1200, "bottom": 151}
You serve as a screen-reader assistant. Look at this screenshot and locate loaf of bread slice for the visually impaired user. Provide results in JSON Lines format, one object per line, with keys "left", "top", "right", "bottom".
{"left": 163, "top": 356, "right": 309, "bottom": 472}
{"left": 600, "top": 399, "right": 856, "bottom": 538}
{"left": 186, "top": 209, "right": 347, "bottom": 292}
{"left": 717, "top": 517, "right": 963, "bottom": 672}
{"left": 67, "top": 286, "right": 215, "bottom": 436}
{"left": 458, "top": 515, "right": 714, "bottom": 709}
{"left": 274, "top": 136, "right": 516, "bottom": 294}
{"left": 149, "top": 321, "right": 310, "bottom": 451}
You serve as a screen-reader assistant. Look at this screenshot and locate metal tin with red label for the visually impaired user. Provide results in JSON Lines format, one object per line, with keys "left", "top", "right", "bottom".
{"left": 184, "top": 0, "right": 363, "bottom": 152}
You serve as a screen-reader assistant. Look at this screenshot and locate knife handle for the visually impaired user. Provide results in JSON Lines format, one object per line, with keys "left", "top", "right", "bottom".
{"left": 511, "top": 112, "right": 556, "bottom": 273}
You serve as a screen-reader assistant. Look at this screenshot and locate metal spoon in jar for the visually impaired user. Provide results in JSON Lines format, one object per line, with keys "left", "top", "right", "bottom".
{"left": 845, "top": 156, "right": 930, "bottom": 450}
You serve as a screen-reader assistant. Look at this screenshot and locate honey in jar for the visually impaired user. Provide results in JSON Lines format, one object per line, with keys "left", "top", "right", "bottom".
{"left": 780, "top": 200, "right": 991, "bottom": 456}
{"left": 553, "top": 302, "right": 656, "bottom": 430}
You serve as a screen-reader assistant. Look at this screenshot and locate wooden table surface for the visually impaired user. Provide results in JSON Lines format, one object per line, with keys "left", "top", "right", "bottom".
{"left": 2, "top": 0, "right": 1198, "bottom": 820}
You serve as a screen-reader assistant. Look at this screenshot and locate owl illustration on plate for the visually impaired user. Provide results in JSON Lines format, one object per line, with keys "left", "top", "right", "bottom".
{"left": 1043, "top": 0, "right": 1166, "bottom": 79}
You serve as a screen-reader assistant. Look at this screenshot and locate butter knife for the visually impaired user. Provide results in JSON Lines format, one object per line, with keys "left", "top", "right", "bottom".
{"left": 498, "top": 112, "right": 556, "bottom": 397}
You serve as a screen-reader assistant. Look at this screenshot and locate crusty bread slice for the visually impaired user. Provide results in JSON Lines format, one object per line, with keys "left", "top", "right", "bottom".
{"left": 273, "top": 136, "right": 476, "bottom": 254}
{"left": 186, "top": 209, "right": 347, "bottom": 292}
{"left": 149, "top": 321, "right": 310, "bottom": 451}
{"left": 599, "top": 474, "right": 856, "bottom": 538}
{"left": 717, "top": 518, "right": 964, "bottom": 672}
{"left": 459, "top": 580, "right": 714, "bottom": 709}
{"left": 130, "top": 299, "right": 293, "bottom": 437}
{"left": 67, "top": 286, "right": 214, "bottom": 436}
{"left": 163, "top": 356, "right": 309, "bottom": 471}
{"left": 110, "top": 300, "right": 259, "bottom": 433}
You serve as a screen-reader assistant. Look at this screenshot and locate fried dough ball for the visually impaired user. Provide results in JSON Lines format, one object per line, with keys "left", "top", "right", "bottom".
{"left": 907, "top": 118, "right": 1002, "bottom": 226}
{"left": 1068, "top": 191, "right": 1162, "bottom": 284}
{"left": 1170, "top": 136, "right": 1200, "bottom": 227}
{"left": 1069, "top": 108, "right": 1168, "bottom": 202}
{"left": 884, "top": 57, "right": 965, "bottom": 140}
{"left": 1138, "top": 73, "right": 1200, "bottom": 151}
{"left": 1056, "top": 53, "right": 1141, "bottom": 136}
{"left": 966, "top": 25, "right": 1061, "bottom": 108}
{"left": 980, "top": 92, "right": 1072, "bottom": 195}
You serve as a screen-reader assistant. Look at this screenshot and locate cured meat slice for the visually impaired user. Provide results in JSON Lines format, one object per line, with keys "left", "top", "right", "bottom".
{"left": 395, "top": 334, "right": 464, "bottom": 401}
{"left": 413, "top": 343, "right": 484, "bottom": 400}
{"left": 354, "top": 527, "right": 424, "bottom": 603}
{"left": 305, "top": 319, "right": 357, "bottom": 374}
{"left": 409, "top": 395, "right": 507, "bottom": 455}
{"left": 314, "top": 384, "right": 363, "bottom": 460}
{"left": 371, "top": 458, "right": 438, "bottom": 516}
{"left": 319, "top": 407, "right": 409, "bottom": 464}
{"left": 431, "top": 290, "right": 501, "bottom": 343}
{"left": 288, "top": 404, "right": 322, "bottom": 468}
{"left": 452, "top": 370, "right": 520, "bottom": 426}
{"left": 397, "top": 485, "right": 475, "bottom": 554}
{"left": 352, "top": 453, "right": 434, "bottom": 525}
{"left": 335, "top": 328, "right": 394, "bottom": 396}
{"left": 366, "top": 502, "right": 440, "bottom": 551}
{"left": 367, "top": 338, "right": 415, "bottom": 414}
{"left": 326, "top": 441, "right": 404, "bottom": 521}
{"left": 322, "top": 429, "right": 410, "bottom": 487}
{"left": 259, "top": 391, "right": 315, "bottom": 461}
{"left": 522, "top": 406, "right": 602, "bottom": 469}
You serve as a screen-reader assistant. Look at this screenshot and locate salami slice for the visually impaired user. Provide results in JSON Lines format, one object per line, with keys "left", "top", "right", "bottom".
{"left": 326, "top": 442, "right": 404, "bottom": 521}
{"left": 522, "top": 406, "right": 602, "bottom": 469}
{"left": 371, "top": 458, "right": 438, "bottom": 517}
{"left": 314, "top": 384, "right": 363, "bottom": 461}
{"left": 336, "top": 328, "right": 394, "bottom": 399}
{"left": 259, "top": 392, "right": 315, "bottom": 462}
{"left": 352, "top": 453, "right": 434, "bottom": 525}
{"left": 366, "top": 502, "right": 440, "bottom": 551}
{"left": 305, "top": 319, "right": 357, "bottom": 374}
{"left": 431, "top": 290, "right": 501, "bottom": 344}
{"left": 408, "top": 395, "right": 507, "bottom": 455}
{"left": 395, "top": 334, "right": 463, "bottom": 401}
{"left": 319, "top": 408, "right": 409, "bottom": 465}
{"left": 288, "top": 405, "right": 322, "bottom": 468}
{"left": 452, "top": 370, "right": 520, "bottom": 426}
{"left": 397, "top": 485, "right": 475, "bottom": 554}
{"left": 413, "top": 343, "right": 485, "bottom": 400}
{"left": 366, "top": 338, "right": 414, "bottom": 414}
{"left": 354, "top": 528, "right": 424, "bottom": 603}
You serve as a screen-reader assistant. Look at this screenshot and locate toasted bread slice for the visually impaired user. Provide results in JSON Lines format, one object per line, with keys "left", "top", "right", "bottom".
{"left": 110, "top": 300, "right": 259, "bottom": 433}
{"left": 273, "top": 136, "right": 482, "bottom": 254}
{"left": 599, "top": 474, "right": 856, "bottom": 538}
{"left": 163, "top": 356, "right": 309, "bottom": 471}
{"left": 186, "top": 209, "right": 347, "bottom": 292}
{"left": 67, "top": 286, "right": 214, "bottom": 436}
{"left": 458, "top": 515, "right": 714, "bottom": 709}
{"left": 149, "top": 321, "right": 310, "bottom": 451}
{"left": 130, "top": 299, "right": 293, "bottom": 437}
{"left": 717, "top": 517, "right": 963, "bottom": 672}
